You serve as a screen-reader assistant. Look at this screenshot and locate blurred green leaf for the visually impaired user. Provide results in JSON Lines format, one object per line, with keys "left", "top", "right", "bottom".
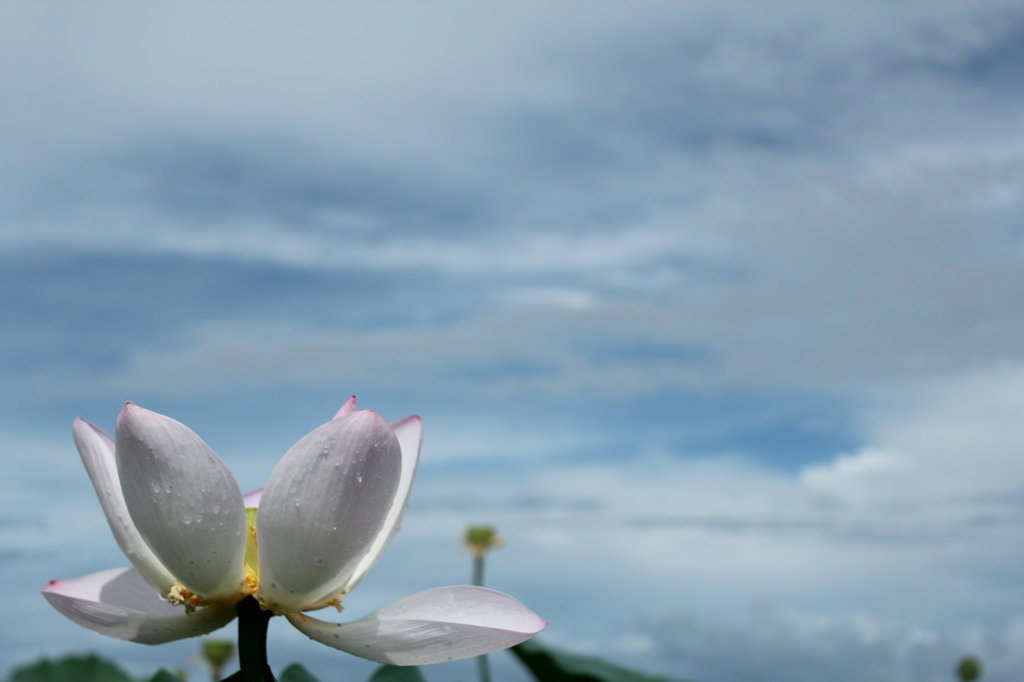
{"left": 364, "top": 659, "right": 423, "bottom": 679}
{"left": 367, "top": 665, "right": 425, "bottom": 682}
{"left": 7, "top": 654, "right": 133, "bottom": 682}
{"left": 278, "top": 664, "right": 321, "bottom": 682}
{"left": 142, "top": 672, "right": 183, "bottom": 682}
{"left": 511, "top": 640, "right": 690, "bottom": 682}
{"left": 220, "top": 668, "right": 277, "bottom": 682}
{"left": 203, "top": 639, "right": 235, "bottom": 669}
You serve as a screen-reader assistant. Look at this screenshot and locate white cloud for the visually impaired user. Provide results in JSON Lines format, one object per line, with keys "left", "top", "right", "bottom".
{"left": 8, "top": 364, "right": 1024, "bottom": 678}
{"left": 804, "top": 364, "right": 1024, "bottom": 502}
{"left": 645, "top": 609, "right": 1024, "bottom": 682}
{"left": 4, "top": 1, "right": 1024, "bottom": 408}
{"left": 386, "top": 365, "right": 1024, "bottom": 678}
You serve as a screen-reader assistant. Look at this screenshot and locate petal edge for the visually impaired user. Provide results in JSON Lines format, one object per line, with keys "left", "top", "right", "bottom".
{"left": 73, "top": 418, "right": 177, "bottom": 595}
{"left": 43, "top": 567, "right": 235, "bottom": 644}
{"left": 334, "top": 396, "right": 359, "bottom": 419}
{"left": 115, "top": 403, "right": 247, "bottom": 603}
{"left": 257, "top": 410, "right": 402, "bottom": 613}
{"left": 341, "top": 414, "right": 423, "bottom": 596}
{"left": 286, "top": 586, "right": 547, "bottom": 665}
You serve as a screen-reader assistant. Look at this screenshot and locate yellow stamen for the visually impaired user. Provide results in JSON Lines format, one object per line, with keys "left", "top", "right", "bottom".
{"left": 244, "top": 571, "right": 259, "bottom": 594}
{"left": 166, "top": 583, "right": 204, "bottom": 616}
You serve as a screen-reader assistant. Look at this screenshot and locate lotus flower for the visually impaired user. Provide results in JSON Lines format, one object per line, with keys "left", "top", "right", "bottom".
{"left": 43, "top": 398, "right": 546, "bottom": 665}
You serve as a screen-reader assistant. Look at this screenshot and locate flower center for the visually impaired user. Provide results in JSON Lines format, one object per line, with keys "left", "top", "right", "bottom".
{"left": 165, "top": 505, "right": 263, "bottom": 614}
{"left": 244, "top": 506, "right": 260, "bottom": 578}
{"left": 240, "top": 505, "right": 265, "bottom": 604}
{"left": 165, "top": 505, "right": 348, "bottom": 615}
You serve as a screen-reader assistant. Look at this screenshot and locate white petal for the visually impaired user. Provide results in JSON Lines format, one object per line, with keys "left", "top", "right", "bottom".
{"left": 115, "top": 403, "right": 247, "bottom": 603}
{"left": 343, "top": 415, "right": 423, "bottom": 594}
{"left": 73, "top": 418, "right": 177, "bottom": 595}
{"left": 285, "top": 586, "right": 547, "bottom": 665}
{"left": 334, "top": 396, "right": 358, "bottom": 419}
{"left": 243, "top": 488, "right": 263, "bottom": 508}
{"left": 43, "top": 567, "right": 235, "bottom": 644}
{"left": 257, "top": 410, "right": 402, "bottom": 613}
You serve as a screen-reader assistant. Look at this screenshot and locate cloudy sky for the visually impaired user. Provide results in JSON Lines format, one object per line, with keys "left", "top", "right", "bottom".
{"left": 4, "top": 2, "right": 1024, "bottom": 681}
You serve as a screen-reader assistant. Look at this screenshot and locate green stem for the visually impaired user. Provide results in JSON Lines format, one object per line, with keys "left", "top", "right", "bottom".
{"left": 236, "top": 596, "right": 275, "bottom": 682}
{"left": 472, "top": 554, "right": 485, "bottom": 588}
{"left": 476, "top": 650, "right": 492, "bottom": 682}
{"left": 472, "top": 554, "right": 491, "bottom": 682}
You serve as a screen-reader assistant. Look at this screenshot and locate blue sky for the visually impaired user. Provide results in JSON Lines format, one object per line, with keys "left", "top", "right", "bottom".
{"left": 4, "top": 2, "right": 1024, "bottom": 681}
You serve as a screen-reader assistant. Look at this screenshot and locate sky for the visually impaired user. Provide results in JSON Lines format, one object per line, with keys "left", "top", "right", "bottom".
{"left": 3, "top": 2, "right": 1024, "bottom": 681}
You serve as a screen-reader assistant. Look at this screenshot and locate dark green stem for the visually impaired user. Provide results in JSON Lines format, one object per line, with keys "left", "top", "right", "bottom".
{"left": 236, "top": 596, "right": 275, "bottom": 682}
{"left": 472, "top": 554, "right": 491, "bottom": 682}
